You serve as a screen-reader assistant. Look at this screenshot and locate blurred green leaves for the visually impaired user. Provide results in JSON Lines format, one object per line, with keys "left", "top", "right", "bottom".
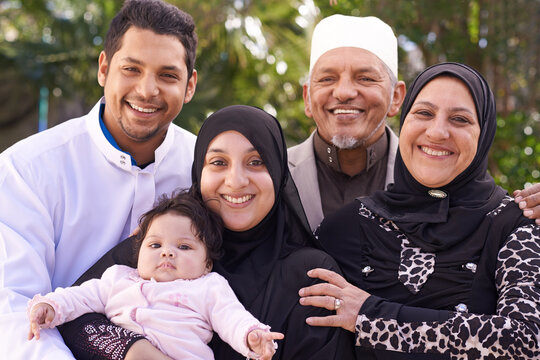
{"left": 491, "top": 112, "right": 540, "bottom": 191}
{"left": 0, "top": 0, "right": 538, "bottom": 191}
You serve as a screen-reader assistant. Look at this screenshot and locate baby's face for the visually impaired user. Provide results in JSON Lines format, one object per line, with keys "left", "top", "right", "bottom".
{"left": 137, "top": 212, "right": 210, "bottom": 282}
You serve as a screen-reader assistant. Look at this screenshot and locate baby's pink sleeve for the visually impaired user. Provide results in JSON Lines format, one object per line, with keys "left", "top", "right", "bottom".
{"left": 26, "top": 265, "right": 122, "bottom": 327}
{"left": 206, "top": 274, "right": 271, "bottom": 357}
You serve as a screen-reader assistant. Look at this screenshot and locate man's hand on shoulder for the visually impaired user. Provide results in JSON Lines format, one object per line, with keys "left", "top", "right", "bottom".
{"left": 514, "top": 183, "right": 540, "bottom": 224}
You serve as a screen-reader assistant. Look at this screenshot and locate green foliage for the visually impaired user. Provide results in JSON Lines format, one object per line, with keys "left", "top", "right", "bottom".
{"left": 0, "top": 0, "right": 538, "bottom": 190}
{"left": 490, "top": 112, "right": 540, "bottom": 191}
{"left": 0, "top": 0, "right": 120, "bottom": 106}
{"left": 166, "top": 0, "right": 313, "bottom": 144}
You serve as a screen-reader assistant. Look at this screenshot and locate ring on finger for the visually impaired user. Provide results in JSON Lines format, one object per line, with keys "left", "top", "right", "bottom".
{"left": 334, "top": 298, "right": 343, "bottom": 310}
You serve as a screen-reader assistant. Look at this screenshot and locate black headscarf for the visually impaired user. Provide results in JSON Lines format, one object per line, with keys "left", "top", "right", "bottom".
{"left": 66, "top": 106, "right": 355, "bottom": 360}
{"left": 362, "top": 62, "right": 506, "bottom": 252}
{"left": 191, "top": 105, "right": 315, "bottom": 305}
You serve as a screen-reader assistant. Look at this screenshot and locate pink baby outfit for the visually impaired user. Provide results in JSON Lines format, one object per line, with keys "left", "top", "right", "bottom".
{"left": 28, "top": 265, "right": 268, "bottom": 359}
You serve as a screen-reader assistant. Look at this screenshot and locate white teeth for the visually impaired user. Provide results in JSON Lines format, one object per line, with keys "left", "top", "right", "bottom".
{"left": 333, "top": 109, "right": 360, "bottom": 115}
{"left": 421, "top": 146, "right": 451, "bottom": 156}
{"left": 129, "top": 103, "right": 157, "bottom": 113}
{"left": 223, "top": 195, "right": 254, "bottom": 204}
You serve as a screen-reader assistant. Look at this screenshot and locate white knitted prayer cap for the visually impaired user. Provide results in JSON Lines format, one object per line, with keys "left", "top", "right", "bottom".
{"left": 309, "top": 15, "right": 398, "bottom": 78}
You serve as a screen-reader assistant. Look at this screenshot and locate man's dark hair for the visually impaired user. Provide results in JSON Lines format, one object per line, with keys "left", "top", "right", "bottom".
{"left": 104, "top": 0, "right": 197, "bottom": 79}
{"left": 134, "top": 189, "right": 223, "bottom": 268}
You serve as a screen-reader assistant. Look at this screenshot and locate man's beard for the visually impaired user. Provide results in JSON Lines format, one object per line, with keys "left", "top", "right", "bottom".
{"left": 331, "top": 135, "right": 360, "bottom": 149}
{"left": 331, "top": 113, "right": 388, "bottom": 150}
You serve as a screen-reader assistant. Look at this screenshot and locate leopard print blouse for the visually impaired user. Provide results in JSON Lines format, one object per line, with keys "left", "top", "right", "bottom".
{"left": 354, "top": 199, "right": 539, "bottom": 359}
{"left": 317, "top": 196, "right": 540, "bottom": 359}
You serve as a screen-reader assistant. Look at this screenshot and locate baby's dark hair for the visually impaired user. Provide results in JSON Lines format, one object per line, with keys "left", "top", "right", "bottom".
{"left": 133, "top": 189, "right": 223, "bottom": 268}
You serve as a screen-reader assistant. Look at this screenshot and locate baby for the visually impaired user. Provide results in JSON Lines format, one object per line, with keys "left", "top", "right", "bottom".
{"left": 27, "top": 190, "right": 283, "bottom": 359}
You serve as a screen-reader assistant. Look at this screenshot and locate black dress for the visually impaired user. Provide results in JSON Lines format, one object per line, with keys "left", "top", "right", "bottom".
{"left": 209, "top": 247, "right": 354, "bottom": 359}
{"left": 318, "top": 197, "right": 539, "bottom": 359}
{"left": 194, "top": 105, "right": 355, "bottom": 360}
{"left": 60, "top": 105, "right": 356, "bottom": 360}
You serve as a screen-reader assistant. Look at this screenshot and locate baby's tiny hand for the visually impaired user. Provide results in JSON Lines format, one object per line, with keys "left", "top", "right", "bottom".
{"left": 247, "top": 329, "right": 284, "bottom": 360}
{"left": 28, "top": 303, "right": 55, "bottom": 340}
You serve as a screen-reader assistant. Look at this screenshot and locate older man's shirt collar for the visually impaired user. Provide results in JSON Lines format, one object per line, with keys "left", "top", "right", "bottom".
{"left": 313, "top": 130, "right": 388, "bottom": 173}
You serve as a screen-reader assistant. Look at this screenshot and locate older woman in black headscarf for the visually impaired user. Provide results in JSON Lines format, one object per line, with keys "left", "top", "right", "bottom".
{"left": 192, "top": 105, "right": 354, "bottom": 360}
{"left": 299, "top": 62, "right": 540, "bottom": 359}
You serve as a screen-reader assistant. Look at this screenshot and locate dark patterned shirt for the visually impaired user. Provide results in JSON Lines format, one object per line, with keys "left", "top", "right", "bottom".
{"left": 317, "top": 196, "right": 540, "bottom": 359}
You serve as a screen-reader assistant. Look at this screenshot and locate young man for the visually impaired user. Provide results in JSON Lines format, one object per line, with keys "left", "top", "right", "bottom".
{"left": 289, "top": 14, "right": 540, "bottom": 231}
{"left": 0, "top": 1, "right": 197, "bottom": 358}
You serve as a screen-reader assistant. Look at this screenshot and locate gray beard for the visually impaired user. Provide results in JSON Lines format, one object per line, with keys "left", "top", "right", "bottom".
{"left": 331, "top": 135, "right": 361, "bottom": 150}
{"left": 331, "top": 115, "right": 388, "bottom": 150}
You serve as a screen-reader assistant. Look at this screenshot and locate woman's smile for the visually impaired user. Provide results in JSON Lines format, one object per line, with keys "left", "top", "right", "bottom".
{"left": 221, "top": 194, "right": 255, "bottom": 205}
{"left": 419, "top": 145, "right": 452, "bottom": 157}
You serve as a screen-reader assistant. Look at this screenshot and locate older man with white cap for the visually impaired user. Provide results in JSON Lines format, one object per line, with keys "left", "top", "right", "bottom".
{"left": 288, "top": 15, "right": 406, "bottom": 231}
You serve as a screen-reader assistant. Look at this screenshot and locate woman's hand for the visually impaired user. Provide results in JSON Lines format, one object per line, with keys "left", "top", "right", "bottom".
{"left": 514, "top": 183, "right": 540, "bottom": 224}
{"left": 28, "top": 303, "right": 55, "bottom": 340}
{"left": 298, "top": 268, "right": 370, "bottom": 333}
{"left": 247, "top": 329, "right": 284, "bottom": 360}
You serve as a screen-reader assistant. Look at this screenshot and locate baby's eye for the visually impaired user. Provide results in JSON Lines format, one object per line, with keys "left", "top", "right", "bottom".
{"left": 150, "top": 243, "right": 161, "bottom": 249}
{"left": 179, "top": 244, "right": 191, "bottom": 250}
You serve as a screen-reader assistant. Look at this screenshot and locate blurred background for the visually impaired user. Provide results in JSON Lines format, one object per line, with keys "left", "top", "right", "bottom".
{"left": 0, "top": 0, "right": 538, "bottom": 191}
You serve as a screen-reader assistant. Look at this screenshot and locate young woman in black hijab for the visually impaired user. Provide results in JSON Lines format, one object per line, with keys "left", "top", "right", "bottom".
{"left": 193, "top": 105, "right": 354, "bottom": 360}
{"left": 60, "top": 105, "right": 355, "bottom": 360}
{"left": 299, "top": 63, "right": 540, "bottom": 359}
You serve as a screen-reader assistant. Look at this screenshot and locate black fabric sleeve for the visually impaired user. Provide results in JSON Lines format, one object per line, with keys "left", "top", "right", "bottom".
{"left": 58, "top": 313, "right": 145, "bottom": 360}
{"left": 209, "top": 247, "right": 357, "bottom": 360}
{"left": 361, "top": 295, "right": 450, "bottom": 323}
{"left": 278, "top": 248, "right": 356, "bottom": 360}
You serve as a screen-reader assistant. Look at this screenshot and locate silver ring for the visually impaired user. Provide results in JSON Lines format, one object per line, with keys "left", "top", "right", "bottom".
{"left": 334, "top": 298, "right": 342, "bottom": 310}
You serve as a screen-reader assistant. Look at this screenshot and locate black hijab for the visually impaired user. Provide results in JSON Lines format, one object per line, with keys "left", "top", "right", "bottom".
{"left": 362, "top": 62, "right": 506, "bottom": 252}
{"left": 191, "top": 105, "right": 314, "bottom": 305}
